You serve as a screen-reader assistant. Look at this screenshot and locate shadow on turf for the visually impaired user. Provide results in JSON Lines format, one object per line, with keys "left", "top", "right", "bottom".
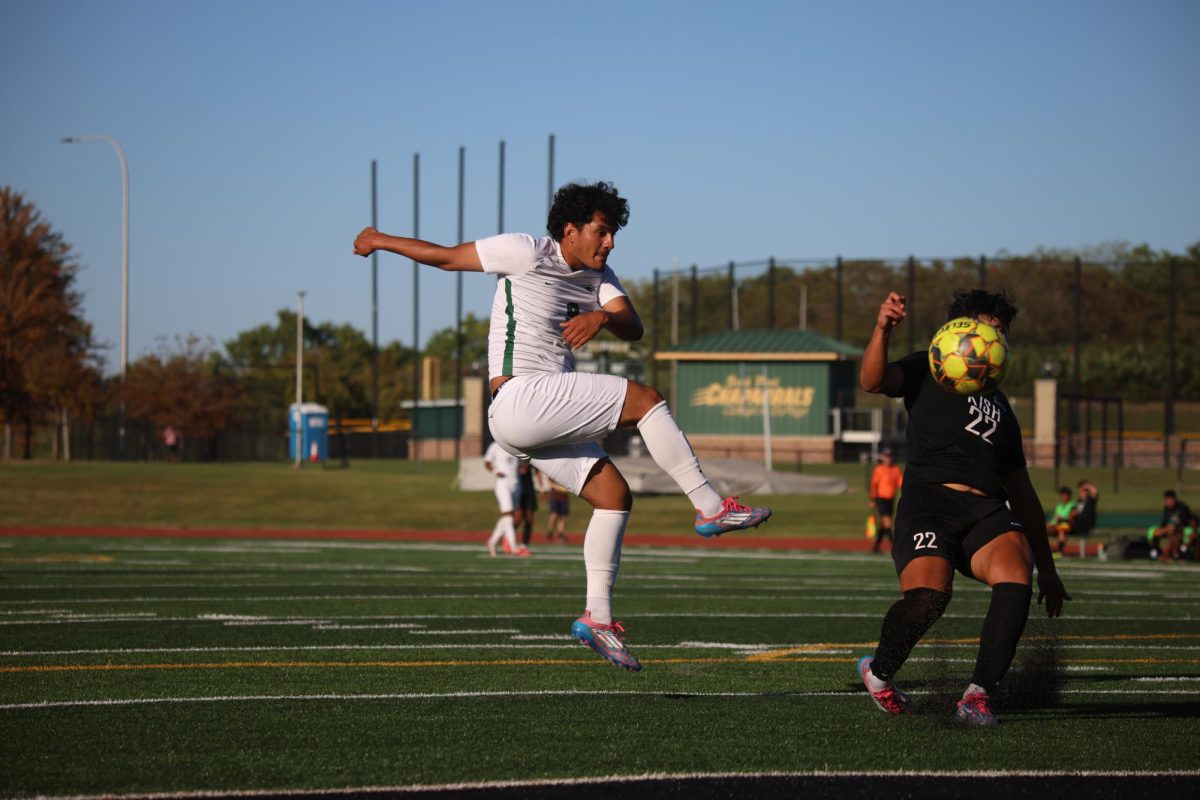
{"left": 851, "top": 637, "right": 1200, "bottom": 723}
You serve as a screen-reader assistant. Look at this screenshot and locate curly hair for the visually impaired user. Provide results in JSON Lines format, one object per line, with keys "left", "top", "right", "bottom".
{"left": 546, "top": 181, "right": 630, "bottom": 241}
{"left": 946, "top": 288, "right": 1018, "bottom": 328}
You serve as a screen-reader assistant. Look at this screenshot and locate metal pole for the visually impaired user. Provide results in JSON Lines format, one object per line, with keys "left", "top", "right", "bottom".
{"left": 1166, "top": 257, "right": 1177, "bottom": 469}
{"left": 835, "top": 256, "right": 844, "bottom": 341}
{"left": 979, "top": 255, "right": 987, "bottom": 289}
{"left": 689, "top": 264, "right": 698, "bottom": 341}
{"left": 295, "top": 291, "right": 305, "bottom": 469}
{"left": 371, "top": 160, "right": 379, "bottom": 458}
{"left": 411, "top": 153, "right": 421, "bottom": 461}
{"left": 761, "top": 365, "right": 773, "bottom": 474}
{"left": 727, "top": 261, "right": 736, "bottom": 330}
{"left": 1080, "top": 256, "right": 1089, "bottom": 398}
{"left": 671, "top": 264, "right": 679, "bottom": 346}
{"left": 651, "top": 269, "right": 660, "bottom": 388}
{"left": 767, "top": 257, "right": 776, "bottom": 329}
{"left": 455, "top": 146, "right": 465, "bottom": 463}
{"left": 62, "top": 135, "right": 129, "bottom": 458}
{"left": 497, "top": 140, "right": 505, "bottom": 233}
{"left": 547, "top": 134, "right": 555, "bottom": 215}
{"left": 906, "top": 256, "right": 916, "bottom": 354}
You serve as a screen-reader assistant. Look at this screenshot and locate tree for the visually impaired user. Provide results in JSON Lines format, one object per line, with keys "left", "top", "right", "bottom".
{"left": 0, "top": 187, "right": 100, "bottom": 459}
{"left": 120, "top": 335, "right": 239, "bottom": 457}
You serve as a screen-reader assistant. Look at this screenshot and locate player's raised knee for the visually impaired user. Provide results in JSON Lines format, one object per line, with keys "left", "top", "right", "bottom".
{"left": 620, "top": 380, "right": 665, "bottom": 424}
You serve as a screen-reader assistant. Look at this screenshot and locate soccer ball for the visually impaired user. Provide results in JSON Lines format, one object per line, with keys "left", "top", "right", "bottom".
{"left": 928, "top": 317, "right": 1008, "bottom": 395}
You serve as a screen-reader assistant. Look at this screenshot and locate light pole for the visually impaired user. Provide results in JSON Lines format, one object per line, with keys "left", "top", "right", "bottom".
{"left": 62, "top": 135, "right": 129, "bottom": 380}
{"left": 63, "top": 134, "right": 129, "bottom": 458}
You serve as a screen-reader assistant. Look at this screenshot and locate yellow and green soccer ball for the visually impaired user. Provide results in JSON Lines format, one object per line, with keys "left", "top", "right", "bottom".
{"left": 928, "top": 317, "right": 1008, "bottom": 395}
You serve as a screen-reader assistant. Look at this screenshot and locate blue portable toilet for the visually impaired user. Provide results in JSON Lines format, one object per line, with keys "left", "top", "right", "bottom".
{"left": 288, "top": 403, "right": 329, "bottom": 463}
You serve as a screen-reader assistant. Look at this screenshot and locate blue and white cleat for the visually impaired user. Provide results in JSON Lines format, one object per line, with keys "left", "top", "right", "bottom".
{"left": 571, "top": 611, "right": 642, "bottom": 671}
{"left": 695, "top": 496, "right": 772, "bottom": 538}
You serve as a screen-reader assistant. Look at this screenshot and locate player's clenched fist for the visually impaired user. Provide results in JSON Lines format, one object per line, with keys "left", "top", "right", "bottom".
{"left": 353, "top": 227, "right": 379, "bottom": 257}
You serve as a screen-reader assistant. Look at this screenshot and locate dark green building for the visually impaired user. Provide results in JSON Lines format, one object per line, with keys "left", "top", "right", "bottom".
{"left": 655, "top": 329, "right": 863, "bottom": 463}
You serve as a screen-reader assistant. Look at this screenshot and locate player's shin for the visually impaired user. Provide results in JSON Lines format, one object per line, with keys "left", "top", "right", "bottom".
{"left": 970, "top": 582, "right": 1032, "bottom": 693}
{"left": 583, "top": 509, "right": 629, "bottom": 625}
{"left": 871, "top": 588, "right": 951, "bottom": 681}
{"left": 636, "top": 401, "right": 723, "bottom": 517}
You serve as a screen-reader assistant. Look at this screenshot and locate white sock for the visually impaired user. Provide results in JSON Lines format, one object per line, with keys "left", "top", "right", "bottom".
{"left": 964, "top": 682, "right": 989, "bottom": 698}
{"left": 502, "top": 516, "right": 517, "bottom": 552}
{"left": 865, "top": 665, "right": 889, "bottom": 692}
{"left": 637, "top": 401, "right": 723, "bottom": 517}
{"left": 583, "top": 509, "right": 629, "bottom": 625}
{"left": 487, "top": 517, "right": 506, "bottom": 548}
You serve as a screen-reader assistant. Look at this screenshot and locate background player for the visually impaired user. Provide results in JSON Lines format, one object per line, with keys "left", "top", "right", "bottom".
{"left": 482, "top": 439, "right": 526, "bottom": 557}
{"left": 868, "top": 447, "right": 902, "bottom": 553}
{"left": 354, "top": 181, "right": 770, "bottom": 672}
{"left": 544, "top": 478, "right": 571, "bottom": 543}
{"left": 856, "top": 289, "right": 1070, "bottom": 725}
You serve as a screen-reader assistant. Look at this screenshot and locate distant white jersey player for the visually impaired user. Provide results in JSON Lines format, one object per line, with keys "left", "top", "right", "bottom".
{"left": 354, "top": 181, "right": 771, "bottom": 671}
{"left": 482, "top": 440, "right": 523, "bottom": 557}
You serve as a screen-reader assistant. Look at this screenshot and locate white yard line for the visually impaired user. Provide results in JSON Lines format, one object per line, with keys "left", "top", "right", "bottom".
{"left": 2, "top": 687, "right": 1199, "bottom": 712}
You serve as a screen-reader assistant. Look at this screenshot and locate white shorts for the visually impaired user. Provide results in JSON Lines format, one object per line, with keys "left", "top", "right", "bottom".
{"left": 487, "top": 372, "right": 629, "bottom": 496}
{"left": 493, "top": 481, "right": 519, "bottom": 514}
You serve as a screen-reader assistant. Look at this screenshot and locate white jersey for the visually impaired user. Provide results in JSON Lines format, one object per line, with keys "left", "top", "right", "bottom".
{"left": 483, "top": 441, "right": 520, "bottom": 488}
{"left": 475, "top": 233, "right": 628, "bottom": 380}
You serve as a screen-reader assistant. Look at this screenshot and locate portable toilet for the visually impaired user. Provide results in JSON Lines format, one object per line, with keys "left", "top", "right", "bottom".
{"left": 288, "top": 403, "right": 329, "bottom": 463}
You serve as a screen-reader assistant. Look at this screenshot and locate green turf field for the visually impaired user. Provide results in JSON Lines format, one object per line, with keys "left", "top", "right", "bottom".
{"left": 1, "top": 532, "right": 1197, "bottom": 797}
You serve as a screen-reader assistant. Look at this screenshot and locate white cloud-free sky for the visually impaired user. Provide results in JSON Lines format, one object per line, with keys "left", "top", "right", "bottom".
{"left": 2, "top": 0, "right": 1196, "bottom": 372}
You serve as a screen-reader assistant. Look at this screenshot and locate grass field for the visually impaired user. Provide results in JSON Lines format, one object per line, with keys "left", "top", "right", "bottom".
{"left": 2, "top": 528, "right": 1199, "bottom": 798}
{"left": 0, "top": 459, "right": 1194, "bottom": 536}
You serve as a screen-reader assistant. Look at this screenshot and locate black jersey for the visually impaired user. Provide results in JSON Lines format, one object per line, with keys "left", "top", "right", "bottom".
{"left": 889, "top": 351, "right": 1026, "bottom": 499}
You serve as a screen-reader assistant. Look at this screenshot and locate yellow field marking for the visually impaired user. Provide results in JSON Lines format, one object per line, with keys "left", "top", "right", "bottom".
{"left": 749, "top": 633, "right": 1200, "bottom": 662}
{"left": 0, "top": 555, "right": 114, "bottom": 564}
{"left": 4, "top": 649, "right": 1198, "bottom": 675}
{"left": 0, "top": 655, "right": 855, "bottom": 674}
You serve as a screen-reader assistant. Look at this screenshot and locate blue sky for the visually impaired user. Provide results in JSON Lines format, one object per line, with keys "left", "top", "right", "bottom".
{"left": 1, "top": 0, "right": 1197, "bottom": 373}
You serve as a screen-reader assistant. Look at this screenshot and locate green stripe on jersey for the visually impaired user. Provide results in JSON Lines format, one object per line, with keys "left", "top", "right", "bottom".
{"left": 502, "top": 278, "right": 516, "bottom": 375}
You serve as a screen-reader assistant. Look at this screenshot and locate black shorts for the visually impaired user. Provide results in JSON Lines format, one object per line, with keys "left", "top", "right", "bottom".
{"left": 892, "top": 483, "right": 1025, "bottom": 579}
{"left": 874, "top": 498, "right": 895, "bottom": 517}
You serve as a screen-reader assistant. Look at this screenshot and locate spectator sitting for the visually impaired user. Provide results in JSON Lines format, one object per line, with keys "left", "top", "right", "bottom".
{"left": 1147, "top": 490, "right": 1195, "bottom": 562}
{"left": 1046, "top": 486, "right": 1073, "bottom": 545}
{"left": 1056, "top": 479, "right": 1098, "bottom": 557}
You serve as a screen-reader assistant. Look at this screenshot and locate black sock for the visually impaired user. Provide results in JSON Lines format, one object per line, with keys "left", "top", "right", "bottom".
{"left": 871, "top": 588, "right": 951, "bottom": 681}
{"left": 522, "top": 520, "right": 533, "bottom": 545}
{"left": 970, "top": 582, "right": 1033, "bottom": 693}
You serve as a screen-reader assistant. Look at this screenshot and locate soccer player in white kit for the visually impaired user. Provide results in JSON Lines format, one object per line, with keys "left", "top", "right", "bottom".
{"left": 354, "top": 181, "right": 771, "bottom": 671}
{"left": 482, "top": 439, "right": 525, "bottom": 557}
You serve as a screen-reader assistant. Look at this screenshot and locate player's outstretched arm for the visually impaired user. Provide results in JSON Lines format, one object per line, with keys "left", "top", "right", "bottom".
{"left": 860, "top": 292, "right": 907, "bottom": 395}
{"left": 1003, "top": 467, "right": 1071, "bottom": 617}
{"left": 353, "top": 227, "right": 483, "bottom": 272}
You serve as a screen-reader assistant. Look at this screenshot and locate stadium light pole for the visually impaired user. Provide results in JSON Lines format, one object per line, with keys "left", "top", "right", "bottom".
{"left": 62, "top": 134, "right": 129, "bottom": 458}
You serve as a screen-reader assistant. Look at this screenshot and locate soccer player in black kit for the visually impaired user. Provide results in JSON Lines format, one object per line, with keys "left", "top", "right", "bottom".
{"left": 856, "top": 289, "right": 1070, "bottom": 725}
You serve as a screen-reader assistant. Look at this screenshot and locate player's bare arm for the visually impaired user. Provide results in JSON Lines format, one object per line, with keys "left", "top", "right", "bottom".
{"left": 559, "top": 295, "right": 644, "bottom": 350}
{"left": 353, "top": 227, "right": 483, "bottom": 272}
{"left": 1003, "top": 467, "right": 1071, "bottom": 617}
{"left": 859, "top": 292, "right": 907, "bottom": 395}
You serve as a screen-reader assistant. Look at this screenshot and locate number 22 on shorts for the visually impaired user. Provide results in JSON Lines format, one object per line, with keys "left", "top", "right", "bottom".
{"left": 914, "top": 531, "right": 938, "bottom": 549}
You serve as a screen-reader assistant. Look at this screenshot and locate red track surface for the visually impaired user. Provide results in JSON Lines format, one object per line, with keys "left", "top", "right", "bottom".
{"left": 0, "top": 525, "right": 883, "bottom": 552}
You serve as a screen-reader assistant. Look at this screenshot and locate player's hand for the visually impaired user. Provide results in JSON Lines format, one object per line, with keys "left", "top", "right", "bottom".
{"left": 559, "top": 310, "right": 607, "bottom": 350}
{"left": 353, "top": 227, "right": 379, "bottom": 257}
{"left": 876, "top": 292, "right": 907, "bottom": 332}
{"left": 1036, "top": 571, "right": 1071, "bottom": 618}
